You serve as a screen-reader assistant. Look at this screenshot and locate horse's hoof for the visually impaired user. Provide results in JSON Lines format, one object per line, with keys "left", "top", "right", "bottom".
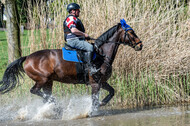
{"left": 43, "top": 95, "right": 56, "bottom": 104}
{"left": 99, "top": 101, "right": 106, "bottom": 106}
{"left": 88, "top": 110, "right": 99, "bottom": 117}
{"left": 48, "top": 96, "right": 56, "bottom": 104}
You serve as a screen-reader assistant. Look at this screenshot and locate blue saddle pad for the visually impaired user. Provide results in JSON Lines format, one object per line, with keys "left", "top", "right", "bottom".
{"left": 62, "top": 47, "right": 82, "bottom": 63}
{"left": 62, "top": 47, "right": 96, "bottom": 63}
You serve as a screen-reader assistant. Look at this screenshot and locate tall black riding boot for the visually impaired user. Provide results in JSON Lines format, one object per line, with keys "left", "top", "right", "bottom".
{"left": 86, "top": 52, "right": 100, "bottom": 75}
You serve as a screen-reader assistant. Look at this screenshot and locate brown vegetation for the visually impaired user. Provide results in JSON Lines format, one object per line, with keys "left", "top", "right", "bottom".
{"left": 26, "top": 0, "right": 190, "bottom": 78}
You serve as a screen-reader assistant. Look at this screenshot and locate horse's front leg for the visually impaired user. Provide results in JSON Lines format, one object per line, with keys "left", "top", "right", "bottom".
{"left": 100, "top": 82, "right": 114, "bottom": 106}
{"left": 90, "top": 77, "right": 101, "bottom": 111}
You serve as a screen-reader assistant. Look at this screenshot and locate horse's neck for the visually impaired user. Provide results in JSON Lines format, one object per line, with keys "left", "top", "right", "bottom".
{"left": 103, "top": 43, "right": 120, "bottom": 65}
{"left": 101, "top": 32, "right": 121, "bottom": 65}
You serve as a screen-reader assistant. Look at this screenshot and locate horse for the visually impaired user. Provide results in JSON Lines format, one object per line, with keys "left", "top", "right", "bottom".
{"left": 0, "top": 21, "right": 143, "bottom": 110}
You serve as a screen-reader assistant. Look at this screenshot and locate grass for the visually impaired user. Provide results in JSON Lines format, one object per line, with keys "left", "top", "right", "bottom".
{"left": 0, "top": 31, "right": 8, "bottom": 77}
{"left": 0, "top": 30, "right": 30, "bottom": 78}
{"left": 0, "top": 0, "right": 190, "bottom": 108}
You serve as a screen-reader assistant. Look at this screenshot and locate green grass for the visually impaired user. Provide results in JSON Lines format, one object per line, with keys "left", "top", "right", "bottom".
{"left": 0, "top": 30, "right": 30, "bottom": 78}
{"left": 1, "top": 71, "right": 189, "bottom": 108}
{"left": 0, "top": 31, "right": 8, "bottom": 78}
{"left": 105, "top": 72, "right": 190, "bottom": 108}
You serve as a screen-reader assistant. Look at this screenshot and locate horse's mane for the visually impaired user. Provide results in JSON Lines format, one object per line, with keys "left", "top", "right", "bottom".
{"left": 95, "top": 23, "right": 121, "bottom": 48}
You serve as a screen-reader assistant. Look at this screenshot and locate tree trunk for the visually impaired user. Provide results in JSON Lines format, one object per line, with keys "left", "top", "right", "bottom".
{"left": 5, "top": 0, "right": 21, "bottom": 63}
{"left": 0, "top": 3, "right": 3, "bottom": 28}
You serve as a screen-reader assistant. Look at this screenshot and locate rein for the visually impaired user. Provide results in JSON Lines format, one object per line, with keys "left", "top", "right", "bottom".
{"left": 90, "top": 37, "right": 125, "bottom": 45}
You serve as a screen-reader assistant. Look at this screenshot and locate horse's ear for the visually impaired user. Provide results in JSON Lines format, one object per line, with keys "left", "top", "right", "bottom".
{"left": 117, "top": 23, "right": 122, "bottom": 31}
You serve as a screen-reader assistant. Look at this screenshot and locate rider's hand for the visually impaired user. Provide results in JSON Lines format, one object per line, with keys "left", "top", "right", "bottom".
{"left": 84, "top": 33, "right": 91, "bottom": 40}
{"left": 84, "top": 33, "right": 89, "bottom": 38}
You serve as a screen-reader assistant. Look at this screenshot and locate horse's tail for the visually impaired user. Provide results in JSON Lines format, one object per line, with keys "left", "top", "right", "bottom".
{"left": 0, "top": 56, "right": 27, "bottom": 94}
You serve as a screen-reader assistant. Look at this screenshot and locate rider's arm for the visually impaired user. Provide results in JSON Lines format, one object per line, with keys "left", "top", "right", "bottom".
{"left": 71, "top": 27, "right": 89, "bottom": 38}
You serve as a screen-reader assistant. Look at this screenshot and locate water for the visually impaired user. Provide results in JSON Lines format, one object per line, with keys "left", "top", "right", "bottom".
{"left": 0, "top": 96, "right": 190, "bottom": 126}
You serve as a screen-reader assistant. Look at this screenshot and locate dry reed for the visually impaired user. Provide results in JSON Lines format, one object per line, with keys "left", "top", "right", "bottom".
{"left": 24, "top": 0, "right": 190, "bottom": 78}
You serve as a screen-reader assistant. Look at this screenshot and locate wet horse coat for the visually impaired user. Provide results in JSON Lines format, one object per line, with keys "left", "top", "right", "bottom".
{"left": 0, "top": 22, "right": 143, "bottom": 109}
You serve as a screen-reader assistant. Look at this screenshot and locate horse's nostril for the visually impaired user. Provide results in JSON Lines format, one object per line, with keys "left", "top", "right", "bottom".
{"left": 135, "top": 44, "right": 143, "bottom": 51}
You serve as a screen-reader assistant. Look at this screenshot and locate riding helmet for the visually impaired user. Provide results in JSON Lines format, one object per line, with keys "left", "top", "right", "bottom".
{"left": 67, "top": 3, "right": 80, "bottom": 13}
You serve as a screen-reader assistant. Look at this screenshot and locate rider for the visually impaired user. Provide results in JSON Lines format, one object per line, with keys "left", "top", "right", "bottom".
{"left": 63, "top": 3, "right": 99, "bottom": 75}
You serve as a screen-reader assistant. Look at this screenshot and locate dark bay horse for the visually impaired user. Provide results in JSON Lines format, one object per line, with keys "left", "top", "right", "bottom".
{"left": 0, "top": 22, "right": 143, "bottom": 110}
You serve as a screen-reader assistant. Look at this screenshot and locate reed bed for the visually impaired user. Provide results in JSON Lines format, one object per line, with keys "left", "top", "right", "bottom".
{"left": 0, "top": 0, "right": 190, "bottom": 108}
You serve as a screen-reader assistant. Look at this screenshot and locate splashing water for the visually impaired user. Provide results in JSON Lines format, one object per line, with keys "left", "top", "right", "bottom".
{"left": 16, "top": 106, "right": 28, "bottom": 121}
{"left": 32, "top": 103, "right": 57, "bottom": 121}
{"left": 62, "top": 96, "right": 92, "bottom": 120}
{"left": 0, "top": 95, "right": 92, "bottom": 122}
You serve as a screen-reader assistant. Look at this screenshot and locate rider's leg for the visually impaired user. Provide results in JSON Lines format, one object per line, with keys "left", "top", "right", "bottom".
{"left": 67, "top": 38, "right": 93, "bottom": 51}
{"left": 67, "top": 38, "right": 99, "bottom": 75}
{"left": 85, "top": 52, "right": 100, "bottom": 75}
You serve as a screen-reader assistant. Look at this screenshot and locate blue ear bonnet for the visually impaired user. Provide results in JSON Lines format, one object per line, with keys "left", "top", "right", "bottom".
{"left": 120, "top": 19, "right": 133, "bottom": 31}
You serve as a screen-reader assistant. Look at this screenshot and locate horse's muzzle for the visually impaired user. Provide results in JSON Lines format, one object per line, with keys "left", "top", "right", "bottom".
{"left": 134, "top": 43, "right": 143, "bottom": 51}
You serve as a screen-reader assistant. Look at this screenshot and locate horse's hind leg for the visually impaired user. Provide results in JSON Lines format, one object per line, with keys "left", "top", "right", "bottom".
{"left": 30, "top": 83, "right": 46, "bottom": 99}
{"left": 30, "top": 79, "right": 54, "bottom": 103}
{"left": 100, "top": 82, "right": 114, "bottom": 106}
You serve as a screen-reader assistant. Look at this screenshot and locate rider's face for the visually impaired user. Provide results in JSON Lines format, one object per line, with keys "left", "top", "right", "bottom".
{"left": 71, "top": 9, "right": 80, "bottom": 17}
{"left": 75, "top": 9, "right": 80, "bottom": 17}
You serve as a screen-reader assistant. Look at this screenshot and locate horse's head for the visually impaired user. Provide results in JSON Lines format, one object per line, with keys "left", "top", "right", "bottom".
{"left": 119, "top": 19, "right": 143, "bottom": 51}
